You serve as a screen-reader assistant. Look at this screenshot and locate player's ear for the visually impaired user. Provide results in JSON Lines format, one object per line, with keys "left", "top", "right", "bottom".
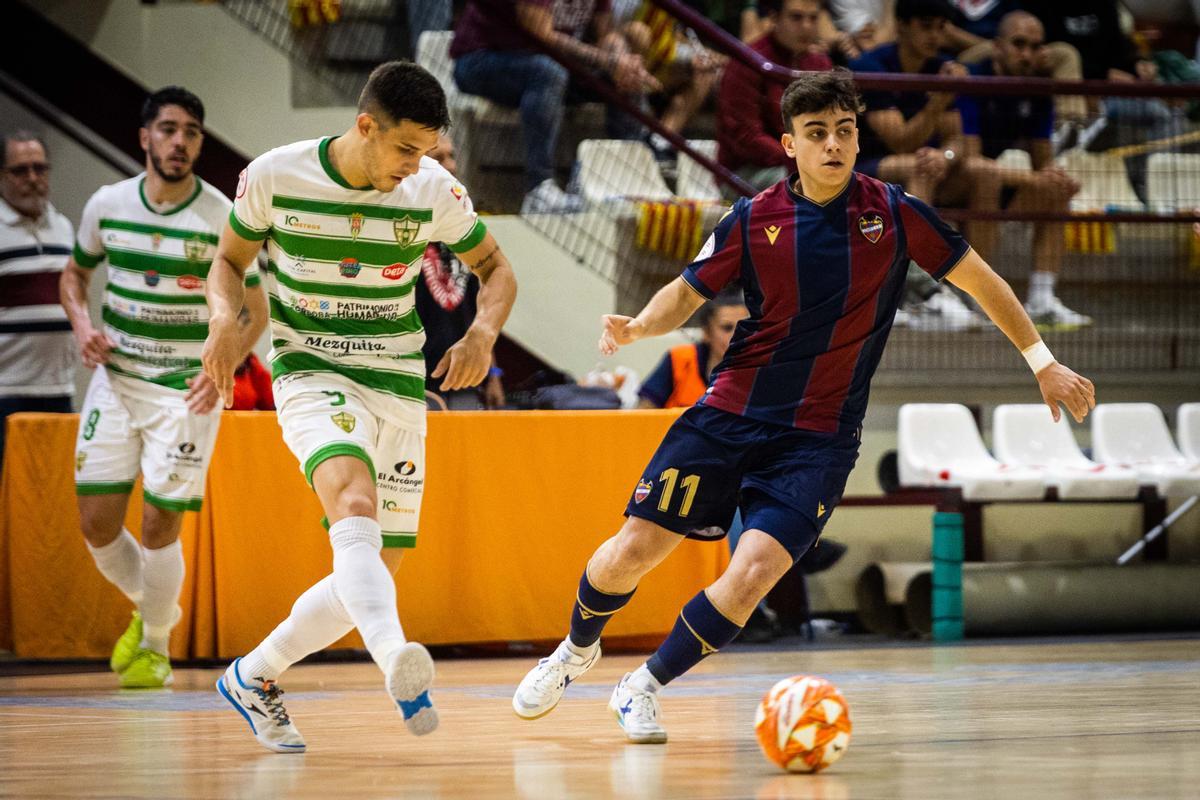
{"left": 781, "top": 133, "right": 795, "bottom": 158}
{"left": 356, "top": 112, "right": 375, "bottom": 139}
{"left": 139, "top": 126, "right": 150, "bottom": 154}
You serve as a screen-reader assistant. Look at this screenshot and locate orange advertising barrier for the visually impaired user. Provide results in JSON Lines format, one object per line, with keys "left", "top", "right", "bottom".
{"left": 0, "top": 409, "right": 728, "bottom": 659}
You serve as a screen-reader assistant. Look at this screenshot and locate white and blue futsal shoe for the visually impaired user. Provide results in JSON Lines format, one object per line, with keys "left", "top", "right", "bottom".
{"left": 609, "top": 673, "right": 668, "bottom": 744}
{"left": 386, "top": 642, "right": 439, "bottom": 736}
{"left": 512, "top": 639, "right": 600, "bottom": 720}
{"left": 216, "top": 658, "right": 306, "bottom": 753}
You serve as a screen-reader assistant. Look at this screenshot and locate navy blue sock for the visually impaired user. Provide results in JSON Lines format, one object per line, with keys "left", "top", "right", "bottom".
{"left": 568, "top": 571, "right": 636, "bottom": 648}
{"left": 646, "top": 590, "right": 742, "bottom": 686}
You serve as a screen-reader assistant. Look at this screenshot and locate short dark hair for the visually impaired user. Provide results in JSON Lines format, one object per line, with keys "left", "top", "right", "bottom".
{"left": 2, "top": 130, "right": 49, "bottom": 168}
{"left": 141, "top": 86, "right": 205, "bottom": 127}
{"left": 895, "top": 0, "right": 956, "bottom": 22}
{"left": 780, "top": 69, "right": 863, "bottom": 132}
{"left": 699, "top": 287, "right": 747, "bottom": 327}
{"left": 358, "top": 61, "right": 451, "bottom": 132}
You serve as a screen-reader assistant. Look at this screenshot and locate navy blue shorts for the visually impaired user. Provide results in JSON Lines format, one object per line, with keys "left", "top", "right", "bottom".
{"left": 624, "top": 406, "right": 860, "bottom": 560}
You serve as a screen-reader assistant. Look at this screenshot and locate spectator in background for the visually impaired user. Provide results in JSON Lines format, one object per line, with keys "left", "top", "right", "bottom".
{"left": 958, "top": 11, "right": 1090, "bottom": 329}
{"left": 717, "top": 0, "right": 834, "bottom": 190}
{"left": 417, "top": 134, "right": 505, "bottom": 409}
{"left": 638, "top": 289, "right": 747, "bottom": 409}
{"left": 405, "top": 0, "right": 452, "bottom": 54}
{"left": 451, "top": 0, "right": 661, "bottom": 214}
{"left": 943, "top": 1, "right": 1089, "bottom": 131}
{"left": 850, "top": 0, "right": 985, "bottom": 330}
{"left": 677, "top": 0, "right": 766, "bottom": 42}
{"left": 826, "top": 0, "right": 896, "bottom": 62}
{"left": 0, "top": 131, "right": 75, "bottom": 472}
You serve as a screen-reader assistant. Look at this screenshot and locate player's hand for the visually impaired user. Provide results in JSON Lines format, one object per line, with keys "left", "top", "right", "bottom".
{"left": 1036, "top": 166, "right": 1080, "bottom": 199}
{"left": 599, "top": 315, "right": 644, "bottom": 355}
{"left": 184, "top": 371, "right": 221, "bottom": 415}
{"left": 74, "top": 324, "right": 114, "bottom": 369}
{"left": 1036, "top": 362, "right": 1095, "bottom": 423}
{"left": 914, "top": 146, "right": 949, "bottom": 183}
{"left": 432, "top": 332, "right": 491, "bottom": 391}
{"left": 201, "top": 313, "right": 241, "bottom": 409}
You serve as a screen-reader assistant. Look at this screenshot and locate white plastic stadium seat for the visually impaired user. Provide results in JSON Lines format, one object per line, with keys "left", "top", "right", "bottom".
{"left": 993, "top": 404, "right": 1139, "bottom": 499}
{"left": 1056, "top": 149, "right": 1145, "bottom": 212}
{"left": 676, "top": 140, "right": 722, "bottom": 202}
{"left": 577, "top": 139, "right": 672, "bottom": 206}
{"left": 1091, "top": 403, "right": 1200, "bottom": 497}
{"left": 1146, "top": 153, "right": 1200, "bottom": 213}
{"left": 996, "top": 148, "right": 1033, "bottom": 173}
{"left": 898, "top": 404, "right": 1045, "bottom": 500}
{"left": 1175, "top": 403, "right": 1200, "bottom": 463}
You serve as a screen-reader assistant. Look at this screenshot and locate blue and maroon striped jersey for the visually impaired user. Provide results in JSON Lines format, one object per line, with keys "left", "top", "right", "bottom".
{"left": 681, "top": 172, "right": 969, "bottom": 434}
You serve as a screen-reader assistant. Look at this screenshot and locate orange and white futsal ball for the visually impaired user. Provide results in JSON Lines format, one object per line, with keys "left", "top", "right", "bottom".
{"left": 754, "top": 675, "right": 852, "bottom": 773}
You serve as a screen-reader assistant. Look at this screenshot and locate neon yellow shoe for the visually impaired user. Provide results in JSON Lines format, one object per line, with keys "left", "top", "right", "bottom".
{"left": 119, "top": 648, "right": 173, "bottom": 689}
{"left": 109, "top": 611, "right": 143, "bottom": 674}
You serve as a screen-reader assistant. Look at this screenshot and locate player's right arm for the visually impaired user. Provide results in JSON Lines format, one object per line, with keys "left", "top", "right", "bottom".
{"left": 600, "top": 278, "right": 707, "bottom": 355}
{"left": 60, "top": 257, "right": 113, "bottom": 369}
{"left": 60, "top": 190, "right": 114, "bottom": 368}
{"left": 602, "top": 202, "right": 745, "bottom": 355}
{"left": 202, "top": 225, "right": 263, "bottom": 408}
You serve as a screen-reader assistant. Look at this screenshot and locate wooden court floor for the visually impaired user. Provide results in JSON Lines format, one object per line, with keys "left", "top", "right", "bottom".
{"left": 1, "top": 636, "right": 1197, "bottom": 799}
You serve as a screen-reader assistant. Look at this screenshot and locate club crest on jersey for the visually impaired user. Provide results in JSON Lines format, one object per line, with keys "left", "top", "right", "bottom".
{"left": 349, "top": 212, "right": 365, "bottom": 240}
{"left": 394, "top": 215, "right": 422, "bottom": 247}
{"left": 858, "top": 214, "right": 884, "bottom": 243}
{"left": 331, "top": 412, "right": 356, "bottom": 433}
{"left": 183, "top": 235, "right": 207, "bottom": 262}
{"left": 339, "top": 257, "right": 361, "bottom": 278}
{"left": 151, "top": 232, "right": 163, "bottom": 251}
{"left": 634, "top": 479, "right": 653, "bottom": 504}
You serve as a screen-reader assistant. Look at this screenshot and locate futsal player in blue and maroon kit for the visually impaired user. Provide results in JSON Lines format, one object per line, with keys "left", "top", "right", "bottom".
{"left": 512, "top": 70, "right": 1096, "bottom": 743}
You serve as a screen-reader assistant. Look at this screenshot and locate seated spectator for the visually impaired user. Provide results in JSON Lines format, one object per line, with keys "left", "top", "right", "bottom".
{"left": 826, "top": 0, "right": 896, "bottom": 62}
{"left": 850, "top": 0, "right": 985, "bottom": 330}
{"left": 618, "top": 2, "right": 725, "bottom": 159}
{"left": 944, "top": 1, "right": 1089, "bottom": 130}
{"left": 229, "top": 352, "right": 275, "bottom": 411}
{"left": 637, "top": 289, "right": 747, "bottom": 409}
{"left": 717, "top": 0, "right": 834, "bottom": 191}
{"left": 451, "top": 0, "right": 661, "bottom": 214}
{"left": 957, "top": 11, "right": 1089, "bottom": 329}
{"left": 417, "top": 135, "right": 506, "bottom": 409}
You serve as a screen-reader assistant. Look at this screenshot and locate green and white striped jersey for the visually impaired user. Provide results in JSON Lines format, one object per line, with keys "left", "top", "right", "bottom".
{"left": 74, "top": 174, "right": 259, "bottom": 394}
{"left": 230, "top": 137, "right": 487, "bottom": 420}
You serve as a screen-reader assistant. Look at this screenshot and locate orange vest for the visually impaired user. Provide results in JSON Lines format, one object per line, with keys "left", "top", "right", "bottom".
{"left": 665, "top": 344, "right": 709, "bottom": 408}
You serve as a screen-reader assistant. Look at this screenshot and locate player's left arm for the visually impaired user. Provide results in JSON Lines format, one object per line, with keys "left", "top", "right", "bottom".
{"left": 946, "top": 249, "right": 1095, "bottom": 422}
{"left": 434, "top": 232, "right": 517, "bottom": 391}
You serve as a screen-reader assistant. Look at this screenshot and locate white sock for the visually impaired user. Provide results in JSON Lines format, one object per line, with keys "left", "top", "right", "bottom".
{"left": 139, "top": 540, "right": 185, "bottom": 655}
{"left": 564, "top": 638, "right": 598, "bottom": 660}
{"left": 628, "top": 663, "right": 663, "bottom": 694}
{"left": 86, "top": 529, "right": 144, "bottom": 604}
{"left": 240, "top": 575, "right": 354, "bottom": 682}
{"left": 329, "top": 516, "right": 406, "bottom": 671}
{"left": 1028, "top": 271, "right": 1056, "bottom": 306}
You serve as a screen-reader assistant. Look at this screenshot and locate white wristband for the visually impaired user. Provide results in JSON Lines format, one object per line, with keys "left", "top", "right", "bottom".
{"left": 1021, "top": 340, "right": 1056, "bottom": 374}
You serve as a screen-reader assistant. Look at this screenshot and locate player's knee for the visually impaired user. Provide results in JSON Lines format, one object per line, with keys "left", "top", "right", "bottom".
{"left": 335, "top": 493, "right": 376, "bottom": 520}
{"left": 727, "top": 553, "right": 787, "bottom": 599}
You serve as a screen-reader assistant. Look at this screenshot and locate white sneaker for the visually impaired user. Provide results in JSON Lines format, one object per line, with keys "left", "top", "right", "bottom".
{"left": 216, "top": 658, "right": 306, "bottom": 753}
{"left": 520, "top": 179, "right": 583, "bottom": 215}
{"left": 907, "top": 290, "right": 986, "bottom": 331}
{"left": 512, "top": 639, "right": 600, "bottom": 720}
{"left": 386, "top": 642, "right": 439, "bottom": 736}
{"left": 608, "top": 673, "right": 667, "bottom": 744}
{"left": 1026, "top": 296, "right": 1093, "bottom": 330}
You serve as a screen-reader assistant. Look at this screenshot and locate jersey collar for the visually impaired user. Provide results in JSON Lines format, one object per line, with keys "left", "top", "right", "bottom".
{"left": 319, "top": 137, "right": 372, "bottom": 191}
{"left": 785, "top": 172, "right": 855, "bottom": 208}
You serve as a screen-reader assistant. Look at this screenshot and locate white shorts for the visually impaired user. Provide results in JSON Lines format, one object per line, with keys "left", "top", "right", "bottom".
{"left": 74, "top": 368, "right": 221, "bottom": 511}
{"left": 275, "top": 377, "right": 426, "bottom": 548}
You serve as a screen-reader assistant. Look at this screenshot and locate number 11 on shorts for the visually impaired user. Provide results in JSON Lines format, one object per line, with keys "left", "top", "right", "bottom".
{"left": 657, "top": 467, "right": 700, "bottom": 517}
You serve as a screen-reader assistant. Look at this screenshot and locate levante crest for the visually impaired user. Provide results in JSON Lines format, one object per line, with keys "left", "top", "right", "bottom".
{"left": 858, "top": 213, "right": 884, "bottom": 243}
